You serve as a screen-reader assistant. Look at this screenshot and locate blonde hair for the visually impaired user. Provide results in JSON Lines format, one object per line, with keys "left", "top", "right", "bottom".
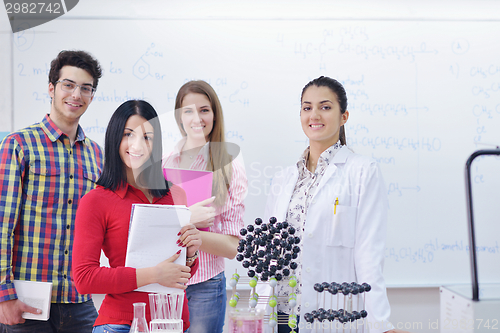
{"left": 174, "top": 80, "right": 232, "bottom": 207}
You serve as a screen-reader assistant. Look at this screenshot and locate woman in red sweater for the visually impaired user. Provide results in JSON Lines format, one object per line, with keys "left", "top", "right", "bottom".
{"left": 73, "top": 100, "right": 201, "bottom": 333}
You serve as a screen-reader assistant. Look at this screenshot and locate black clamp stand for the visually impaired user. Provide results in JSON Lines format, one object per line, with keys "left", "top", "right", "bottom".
{"left": 465, "top": 148, "right": 500, "bottom": 301}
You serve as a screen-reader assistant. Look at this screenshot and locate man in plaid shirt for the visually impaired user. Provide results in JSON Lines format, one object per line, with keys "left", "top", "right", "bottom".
{"left": 0, "top": 50, "right": 103, "bottom": 332}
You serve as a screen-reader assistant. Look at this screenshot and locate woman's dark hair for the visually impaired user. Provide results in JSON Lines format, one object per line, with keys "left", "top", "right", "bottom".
{"left": 301, "top": 76, "right": 348, "bottom": 145}
{"left": 97, "top": 100, "right": 170, "bottom": 197}
{"left": 49, "top": 50, "right": 102, "bottom": 88}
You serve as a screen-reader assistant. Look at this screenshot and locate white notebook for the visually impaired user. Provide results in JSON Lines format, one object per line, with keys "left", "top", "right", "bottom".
{"left": 125, "top": 204, "right": 191, "bottom": 294}
{"left": 13, "top": 280, "right": 52, "bottom": 321}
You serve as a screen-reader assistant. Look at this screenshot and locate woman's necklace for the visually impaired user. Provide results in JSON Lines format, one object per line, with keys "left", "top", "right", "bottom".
{"left": 180, "top": 145, "right": 202, "bottom": 162}
{"left": 182, "top": 151, "right": 195, "bottom": 159}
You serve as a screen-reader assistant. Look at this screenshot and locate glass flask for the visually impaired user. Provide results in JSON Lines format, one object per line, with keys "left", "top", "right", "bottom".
{"left": 130, "top": 302, "right": 149, "bottom": 333}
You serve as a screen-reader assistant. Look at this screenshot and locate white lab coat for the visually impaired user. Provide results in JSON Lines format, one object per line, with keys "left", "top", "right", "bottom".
{"left": 258, "top": 146, "right": 394, "bottom": 333}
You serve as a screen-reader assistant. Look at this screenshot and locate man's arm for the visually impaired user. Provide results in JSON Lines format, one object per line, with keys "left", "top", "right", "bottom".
{"left": 0, "top": 135, "right": 41, "bottom": 324}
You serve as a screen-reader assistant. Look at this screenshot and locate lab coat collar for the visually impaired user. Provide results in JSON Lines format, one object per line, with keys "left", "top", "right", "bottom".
{"left": 331, "top": 145, "right": 351, "bottom": 164}
{"left": 295, "top": 145, "right": 350, "bottom": 174}
{"left": 297, "top": 141, "right": 343, "bottom": 171}
{"left": 276, "top": 146, "right": 352, "bottom": 222}
{"left": 312, "top": 146, "right": 352, "bottom": 202}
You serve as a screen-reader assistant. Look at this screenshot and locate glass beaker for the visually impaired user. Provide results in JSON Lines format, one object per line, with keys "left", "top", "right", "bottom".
{"left": 228, "top": 308, "right": 264, "bottom": 333}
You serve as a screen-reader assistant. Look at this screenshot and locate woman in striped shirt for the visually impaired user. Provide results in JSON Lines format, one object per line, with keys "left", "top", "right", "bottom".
{"left": 162, "top": 80, "right": 247, "bottom": 333}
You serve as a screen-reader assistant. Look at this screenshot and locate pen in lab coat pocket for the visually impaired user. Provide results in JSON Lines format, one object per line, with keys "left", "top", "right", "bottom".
{"left": 334, "top": 197, "right": 339, "bottom": 214}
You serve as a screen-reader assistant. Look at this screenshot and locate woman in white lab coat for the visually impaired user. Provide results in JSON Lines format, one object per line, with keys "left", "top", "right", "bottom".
{"left": 261, "top": 76, "right": 403, "bottom": 333}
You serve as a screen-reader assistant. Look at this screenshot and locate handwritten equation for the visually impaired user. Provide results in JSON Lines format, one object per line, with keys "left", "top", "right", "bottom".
{"left": 385, "top": 239, "right": 499, "bottom": 264}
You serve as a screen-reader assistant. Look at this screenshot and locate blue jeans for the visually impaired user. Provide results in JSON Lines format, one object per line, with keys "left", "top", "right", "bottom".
{"left": 92, "top": 324, "right": 130, "bottom": 333}
{"left": 0, "top": 300, "right": 97, "bottom": 333}
{"left": 185, "top": 272, "right": 226, "bottom": 333}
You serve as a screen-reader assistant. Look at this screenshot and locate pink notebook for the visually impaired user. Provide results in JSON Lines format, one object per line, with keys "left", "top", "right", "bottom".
{"left": 163, "top": 168, "right": 213, "bottom": 231}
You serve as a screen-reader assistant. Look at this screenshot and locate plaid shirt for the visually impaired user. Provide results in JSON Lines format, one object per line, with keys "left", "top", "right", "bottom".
{"left": 0, "top": 115, "right": 103, "bottom": 304}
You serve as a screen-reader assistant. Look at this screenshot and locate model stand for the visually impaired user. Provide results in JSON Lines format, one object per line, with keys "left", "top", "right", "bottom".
{"left": 303, "top": 281, "right": 371, "bottom": 333}
{"left": 228, "top": 217, "right": 301, "bottom": 332}
{"left": 228, "top": 271, "right": 301, "bottom": 332}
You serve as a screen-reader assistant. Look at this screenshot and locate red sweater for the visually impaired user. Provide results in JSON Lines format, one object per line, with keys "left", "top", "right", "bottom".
{"left": 72, "top": 183, "right": 198, "bottom": 330}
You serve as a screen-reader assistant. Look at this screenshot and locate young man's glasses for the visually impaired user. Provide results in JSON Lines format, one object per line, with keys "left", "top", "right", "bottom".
{"left": 55, "top": 79, "right": 96, "bottom": 97}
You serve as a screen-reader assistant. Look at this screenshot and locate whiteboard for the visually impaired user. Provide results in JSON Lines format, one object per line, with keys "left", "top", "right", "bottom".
{"left": 12, "top": 18, "right": 500, "bottom": 287}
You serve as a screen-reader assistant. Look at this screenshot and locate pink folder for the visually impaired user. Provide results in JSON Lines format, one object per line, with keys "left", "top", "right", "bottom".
{"left": 163, "top": 168, "right": 213, "bottom": 231}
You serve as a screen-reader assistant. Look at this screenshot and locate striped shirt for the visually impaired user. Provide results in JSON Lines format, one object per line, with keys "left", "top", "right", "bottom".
{"left": 162, "top": 139, "right": 247, "bottom": 284}
{"left": 0, "top": 114, "right": 103, "bottom": 304}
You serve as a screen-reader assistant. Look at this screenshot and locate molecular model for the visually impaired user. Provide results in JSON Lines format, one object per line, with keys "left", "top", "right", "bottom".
{"left": 236, "top": 217, "right": 301, "bottom": 282}
{"left": 303, "top": 281, "right": 371, "bottom": 332}
{"left": 228, "top": 217, "right": 302, "bottom": 332}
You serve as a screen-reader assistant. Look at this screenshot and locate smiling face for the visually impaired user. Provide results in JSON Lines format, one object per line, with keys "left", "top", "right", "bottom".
{"left": 180, "top": 93, "right": 214, "bottom": 145}
{"left": 48, "top": 65, "right": 94, "bottom": 127}
{"left": 301, "top": 85, "right": 349, "bottom": 149}
{"left": 119, "top": 115, "right": 154, "bottom": 178}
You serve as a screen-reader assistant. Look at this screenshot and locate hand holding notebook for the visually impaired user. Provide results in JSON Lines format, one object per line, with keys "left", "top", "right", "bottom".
{"left": 188, "top": 196, "right": 216, "bottom": 229}
{"left": 163, "top": 168, "right": 214, "bottom": 231}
